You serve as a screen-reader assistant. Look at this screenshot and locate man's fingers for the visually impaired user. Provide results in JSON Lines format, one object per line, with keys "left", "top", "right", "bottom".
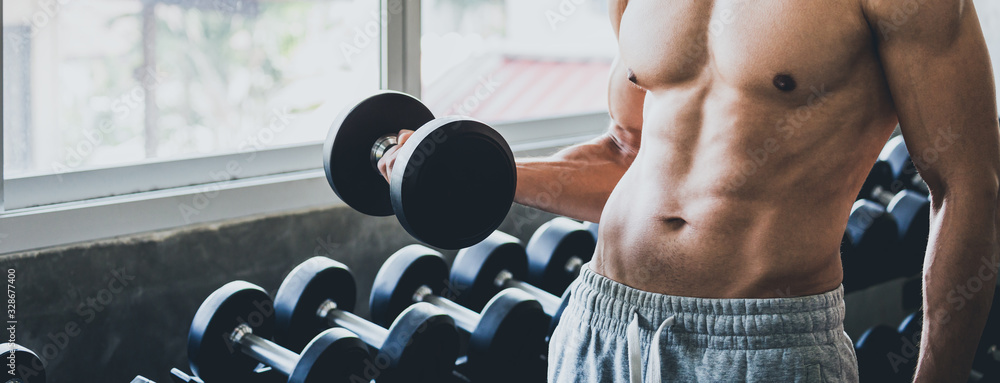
{"left": 398, "top": 130, "right": 415, "bottom": 145}
{"left": 377, "top": 130, "right": 414, "bottom": 183}
{"left": 378, "top": 147, "right": 401, "bottom": 183}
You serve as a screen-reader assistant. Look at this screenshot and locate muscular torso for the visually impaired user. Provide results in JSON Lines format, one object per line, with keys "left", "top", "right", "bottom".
{"left": 594, "top": 0, "right": 901, "bottom": 298}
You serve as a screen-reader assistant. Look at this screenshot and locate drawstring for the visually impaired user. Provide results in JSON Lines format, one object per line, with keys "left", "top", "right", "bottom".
{"left": 628, "top": 311, "right": 676, "bottom": 383}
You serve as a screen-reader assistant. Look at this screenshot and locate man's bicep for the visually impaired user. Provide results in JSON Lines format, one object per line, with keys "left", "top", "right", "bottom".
{"left": 869, "top": 0, "right": 999, "bottom": 191}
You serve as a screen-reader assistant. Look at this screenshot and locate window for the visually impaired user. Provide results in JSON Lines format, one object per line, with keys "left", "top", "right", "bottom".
{"left": 3, "top": 0, "right": 381, "bottom": 178}
{"left": 0, "top": 0, "right": 614, "bottom": 253}
{"left": 421, "top": 0, "right": 616, "bottom": 122}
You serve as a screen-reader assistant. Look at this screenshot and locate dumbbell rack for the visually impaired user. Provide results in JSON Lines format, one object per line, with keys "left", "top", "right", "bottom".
{"left": 128, "top": 217, "right": 589, "bottom": 383}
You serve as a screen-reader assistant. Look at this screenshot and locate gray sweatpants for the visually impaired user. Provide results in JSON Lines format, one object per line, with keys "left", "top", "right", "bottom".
{"left": 548, "top": 264, "right": 858, "bottom": 382}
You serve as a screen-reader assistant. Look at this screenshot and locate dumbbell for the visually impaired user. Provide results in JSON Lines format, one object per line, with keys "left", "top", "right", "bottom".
{"left": 583, "top": 221, "right": 599, "bottom": 242}
{"left": 879, "top": 135, "right": 929, "bottom": 195}
{"left": 894, "top": 311, "right": 922, "bottom": 382}
{"left": 168, "top": 368, "right": 205, "bottom": 383}
{"left": 525, "top": 217, "right": 596, "bottom": 295}
{"left": 323, "top": 91, "right": 516, "bottom": 250}
{"left": 972, "top": 286, "right": 1000, "bottom": 379}
{"left": 862, "top": 187, "right": 930, "bottom": 279}
{"left": 188, "top": 281, "right": 370, "bottom": 383}
{"left": 841, "top": 200, "right": 901, "bottom": 292}
{"left": 855, "top": 325, "right": 906, "bottom": 383}
{"left": 273, "top": 257, "right": 460, "bottom": 383}
{"left": 1, "top": 342, "right": 45, "bottom": 383}
{"left": 858, "top": 147, "right": 931, "bottom": 277}
{"left": 451, "top": 231, "right": 571, "bottom": 332}
{"left": 370, "top": 245, "right": 549, "bottom": 382}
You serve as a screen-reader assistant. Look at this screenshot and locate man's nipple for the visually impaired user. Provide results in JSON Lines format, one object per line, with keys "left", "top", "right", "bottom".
{"left": 773, "top": 74, "right": 797, "bottom": 92}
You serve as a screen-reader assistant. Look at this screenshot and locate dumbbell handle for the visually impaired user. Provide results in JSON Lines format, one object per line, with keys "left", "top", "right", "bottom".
{"left": 318, "top": 299, "right": 389, "bottom": 350}
{"left": 370, "top": 134, "right": 399, "bottom": 171}
{"left": 869, "top": 185, "right": 895, "bottom": 206}
{"left": 231, "top": 324, "right": 298, "bottom": 376}
{"left": 415, "top": 286, "right": 481, "bottom": 331}
{"left": 495, "top": 271, "right": 561, "bottom": 316}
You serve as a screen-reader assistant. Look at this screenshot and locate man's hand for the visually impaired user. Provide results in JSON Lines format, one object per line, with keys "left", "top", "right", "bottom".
{"left": 376, "top": 129, "right": 415, "bottom": 183}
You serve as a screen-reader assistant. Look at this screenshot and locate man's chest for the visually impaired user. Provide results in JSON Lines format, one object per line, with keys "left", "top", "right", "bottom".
{"left": 617, "top": 0, "right": 875, "bottom": 95}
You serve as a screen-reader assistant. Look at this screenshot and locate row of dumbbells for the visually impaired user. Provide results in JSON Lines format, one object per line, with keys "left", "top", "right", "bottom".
{"left": 843, "top": 135, "right": 932, "bottom": 293}
{"left": 854, "top": 284, "right": 1000, "bottom": 383}
{"left": 132, "top": 217, "right": 597, "bottom": 383}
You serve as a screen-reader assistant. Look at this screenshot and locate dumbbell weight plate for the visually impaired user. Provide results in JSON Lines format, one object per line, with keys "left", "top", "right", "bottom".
{"left": 549, "top": 288, "right": 572, "bottom": 337}
{"left": 324, "top": 91, "right": 436, "bottom": 216}
{"left": 897, "top": 311, "right": 922, "bottom": 341}
{"left": 369, "top": 245, "right": 450, "bottom": 327}
{"left": 391, "top": 117, "right": 517, "bottom": 249}
{"left": 896, "top": 311, "right": 922, "bottom": 382}
{"left": 887, "top": 191, "right": 930, "bottom": 277}
{"left": 583, "top": 222, "right": 599, "bottom": 242}
{"left": 290, "top": 328, "right": 370, "bottom": 383}
{"left": 378, "top": 304, "right": 461, "bottom": 383}
{"left": 451, "top": 232, "right": 529, "bottom": 312}
{"left": 855, "top": 325, "right": 905, "bottom": 383}
{"left": 468, "top": 289, "right": 548, "bottom": 381}
{"left": 973, "top": 286, "right": 1000, "bottom": 375}
{"left": 188, "top": 281, "right": 276, "bottom": 383}
{"left": 843, "top": 200, "right": 900, "bottom": 291}
{"left": 526, "top": 218, "right": 596, "bottom": 295}
{"left": 274, "top": 257, "right": 357, "bottom": 352}
{"left": 0, "top": 343, "right": 45, "bottom": 383}
{"left": 880, "top": 136, "right": 914, "bottom": 181}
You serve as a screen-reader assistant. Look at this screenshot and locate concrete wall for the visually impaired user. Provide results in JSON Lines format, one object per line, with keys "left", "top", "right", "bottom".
{"left": 2, "top": 203, "right": 558, "bottom": 383}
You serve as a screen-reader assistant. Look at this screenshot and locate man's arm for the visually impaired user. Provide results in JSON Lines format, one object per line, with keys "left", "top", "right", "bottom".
{"left": 514, "top": 0, "right": 645, "bottom": 222}
{"left": 861, "top": 1, "right": 1000, "bottom": 381}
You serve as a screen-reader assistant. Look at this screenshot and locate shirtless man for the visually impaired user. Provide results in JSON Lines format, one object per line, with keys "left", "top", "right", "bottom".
{"left": 380, "top": 0, "right": 1000, "bottom": 381}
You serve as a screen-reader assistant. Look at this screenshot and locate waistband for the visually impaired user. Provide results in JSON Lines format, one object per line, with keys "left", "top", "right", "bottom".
{"left": 566, "top": 264, "right": 846, "bottom": 349}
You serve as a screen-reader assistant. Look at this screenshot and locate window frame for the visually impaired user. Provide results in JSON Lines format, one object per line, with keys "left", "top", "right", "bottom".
{"left": 0, "top": 0, "right": 611, "bottom": 254}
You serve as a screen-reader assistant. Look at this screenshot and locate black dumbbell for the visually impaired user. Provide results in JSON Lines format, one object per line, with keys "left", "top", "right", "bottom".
{"left": 842, "top": 200, "right": 901, "bottom": 292}
{"left": 273, "top": 257, "right": 460, "bottom": 383}
{"left": 858, "top": 157, "right": 896, "bottom": 202}
{"left": 858, "top": 144, "right": 931, "bottom": 278}
{"left": 188, "top": 281, "right": 370, "bottom": 383}
{"left": 370, "top": 245, "right": 549, "bottom": 382}
{"left": 879, "top": 136, "right": 929, "bottom": 195}
{"left": 323, "top": 91, "right": 516, "bottom": 250}
{"left": 855, "top": 325, "right": 906, "bottom": 383}
{"left": 894, "top": 311, "right": 922, "bottom": 382}
{"left": 583, "top": 221, "right": 599, "bottom": 242}
{"left": 1, "top": 342, "right": 45, "bottom": 383}
{"left": 525, "top": 217, "right": 595, "bottom": 295}
{"left": 884, "top": 190, "right": 930, "bottom": 278}
{"left": 451, "top": 231, "right": 570, "bottom": 331}
{"left": 972, "top": 286, "right": 1000, "bottom": 379}
{"left": 861, "top": 186, "right": 930, "bottom": 279}
{"left": 549, "top": 288, "right": 572, "bottom": 338}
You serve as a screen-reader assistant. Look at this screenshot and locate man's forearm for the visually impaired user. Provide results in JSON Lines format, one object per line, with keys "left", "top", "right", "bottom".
{"left": 916, "top": 187, "right": 1000, "bottom": 382}
{"left": 515, "top": 133, "right": 634, "bottom": 223}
